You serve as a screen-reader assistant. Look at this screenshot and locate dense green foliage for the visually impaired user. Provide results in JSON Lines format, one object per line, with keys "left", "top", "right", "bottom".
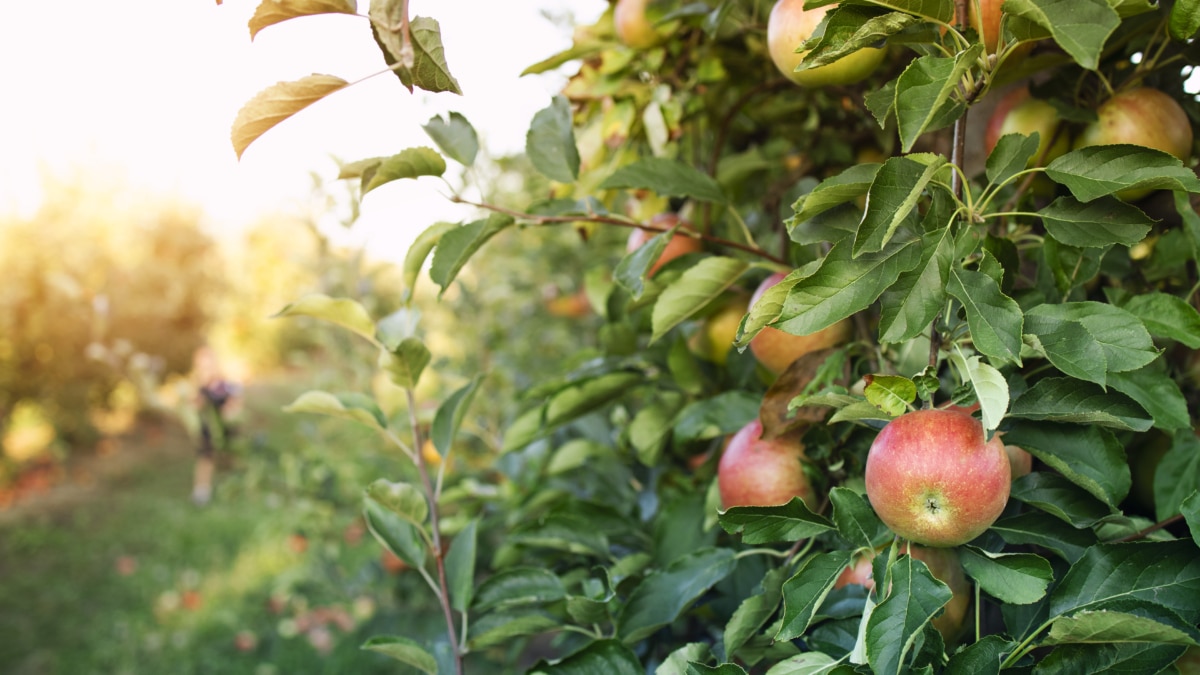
{"left": 233, "top": 0, "right": 1200, "bottom": 673}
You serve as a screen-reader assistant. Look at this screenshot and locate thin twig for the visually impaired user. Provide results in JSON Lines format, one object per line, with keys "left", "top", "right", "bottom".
{"left": 1113, "top": 513, "right": 1185, "bottom": 543}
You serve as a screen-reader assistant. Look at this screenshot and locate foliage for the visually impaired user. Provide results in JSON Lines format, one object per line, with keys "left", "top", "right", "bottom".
{"left": 233, "top": 0, "right": 1200, "bottom": 673}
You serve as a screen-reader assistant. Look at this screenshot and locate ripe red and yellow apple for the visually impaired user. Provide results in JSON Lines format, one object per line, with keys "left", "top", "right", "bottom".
{"left": 748, "top": 272, "right": 854, "bottom": 375}
{"left": 1074, "top": 88, "right": 1194, "bottom": 201}
{"left": 689, "top": 294, "right": 750, "bottom": 366}
{"left": 836, "top": 543, "right": 970, "bottom": 642}
{"left": 865, "top": 409, "right": 1011, "bottom": 547}
{"left": 626, "top": 214, "right": 703, "bottom": 277}
{"left": 984, "top": 88, "right": 1070, "bottom": 167}
{"left": 545, "top": 289, "right": 591, "bottom": 318}
{"left": 718, "top": 418, "right": 814, "bottom": 509}
{"left": 614, "top": 0, "right": 668, "bottom": 49}
{"left": 767, "top": 0, "right": 884, "bottom": 87}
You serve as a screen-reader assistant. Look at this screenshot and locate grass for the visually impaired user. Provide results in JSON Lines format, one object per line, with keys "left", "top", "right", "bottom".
{"left": 0, "top": 376, "right": 444, "bottom": 675}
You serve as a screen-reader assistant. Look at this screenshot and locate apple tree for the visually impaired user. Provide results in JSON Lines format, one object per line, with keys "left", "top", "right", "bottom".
{"left": 229, "top": 0, "right": 1200, "bottom": 672}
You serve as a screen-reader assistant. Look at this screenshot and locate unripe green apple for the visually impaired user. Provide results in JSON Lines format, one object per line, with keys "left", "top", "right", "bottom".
{"left": 614, "top": 0, "right": 667, "bottom": 49}
{"left": 767, "top": 0, "right": 884, "bottom": 87}
{"left": 865, "top": 409, "right": 1011, "bottom": 547}
{"left": 984, "top": 88, "right": 1070, "bottom": 167}
{"left": 626, "top": 214, "right": 703, "bottom": 277}
{"left": 718, "top": 418, "right": 814, "bottom": 509}
{"left": 689, "top": 294, "right": 750, "bottom": 366}
{"left": 1075, "top": 88, "right": 1194, "bottom": 201}
{"left": 836, "top": 543, "right": 971, "bottom": 643}
{"left": 748, "top": 272, "right": 854, "bottom": 375}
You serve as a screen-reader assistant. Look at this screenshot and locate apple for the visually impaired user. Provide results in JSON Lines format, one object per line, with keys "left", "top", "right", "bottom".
{"left": 984, "top": 88, "right": 1070, "bottom": 167}
{"left": 968, "top": 0, "right": 1034, "bottom": 58}
{"left": 865, "top": 409, "right": 1011, "bottom": 547}
{"left": 626, "top": 214, "right": 703, "bottom": 276}
{"left": 690, "top": 294, "right": 750, "bottom": 366}
{"left": 545, "top": 289, "right": 591, "bottom": 318}
{"left": 767, "top": 0, "right": 885, "bottom": 87}
{"left": 718, "top": 418, "right": 814, "bottom": 509}
{"left": 1074, "top": 88, "right": 1194, "bottom": 201}
{"left": 836, "top": 543, "right": 970, "bottom": 642}
{"left": 614, "top": 0, "right": 667, "bottom": 49}
{"left": 1005, "top": 444, "right": 1033, "bottom": 480}
{"left": 748, "top": 272, "right": 854, "bottom": 375}
{"left": 381, "top": 549, "right": 409, "bottom": 575}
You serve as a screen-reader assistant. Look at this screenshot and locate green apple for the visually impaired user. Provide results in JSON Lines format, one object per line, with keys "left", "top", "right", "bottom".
{"left": 984, "top": 88, "right": 1070, "bottom": 167}
{"left": 767, "top": 0, "right": 884, "bottom": 87}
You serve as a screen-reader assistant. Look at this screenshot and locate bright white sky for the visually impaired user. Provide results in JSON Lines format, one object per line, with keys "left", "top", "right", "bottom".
{"left": 0, "top": 0, "right": 606, "bottom": 261}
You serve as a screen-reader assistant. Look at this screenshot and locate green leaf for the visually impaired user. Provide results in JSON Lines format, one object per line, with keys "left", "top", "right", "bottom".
{"left": 526, "top": 96, "right": 580, "bottom": 183}
{"left": 1004, "top": 420, "right": 1131, "bottom": 507}
{"left": 1032, "top": 302, "right": 1159, "bottom": 375}
{"left": 283, "top": 390, "right": 386, "bottom": 429}
{"left": 943, "top": 634, "right": 1015, "bottom": 675}
{"left": 1010, "top": 472, "right": 1112, "bottom": 528}
{"left": 370, "top": 14, "right": 462, "bottom": 94}
{"left": 1045, "top": 601, "right": 1200, "bottom": 646}
{"left": 894, "top": 50, "right": 978, "bottom": 152}
{"left": 1107, "top": 366, "right": 1190, "bottom": 432}
{"left": 864, "top": 0, "right": 953, "bottom": 22}
{"left": 402, "top": 221, "right": 457, "bottom": 300}
{"left": 718, "top": 498, "right": 836, "bottom": 545}
{"left": 672, "top": 391, "right": 760, "bottom": 443}
{"left": 629, "top": 393, "right": 684, "bottom": 467}
{"left": 687, "top": 665, "right": 748, "bottom": 675}
{"left": 797, "top": 7, "right": 915, "bottom": 72}
{"left": 1183, "top": 492, "right": 1200, "bottom": 549}
{"left": 364, "top": 496, "right": 426, "bottom": 567}
{"left": 510, "top": 515, "right": 610, "bottom": 557}
{"left": 651, "top": 257, "right": 750, "bottom": 343}
{"left": 431, "top": 375, "right": 483, "bottom": 456}
{"left": 775, "top": 239, "right": 920, "bottom": 337}
{"left": 361, "top": 635, "right": 437, "bottom": 674}
{"left": 379, "top": 337, "right": 431, "bottom": 390}
{"left": 422, "top": 111, "right": 478, "bottom": 166}
{"left": 866, "top": 557, "right": 954, "bottom": 675}
{"left": 1023, "top": 309, "right": 1109, "bottom": 386}
{"left": 1045, "top": 145, "right": 1200, "bottom": 201}
{"left": 365, "top": 479, "right": 428, "bottom": 527}
{"left": 829, "top": 487, "right": 891, "bottom": 549}
{"left": 545, "top": 372, "right": 642, "bottom": 427}
{"left": 472, "top": 567, "right": 567, "bottom": 612}
{"left": 1038, "top": 196, "right": 1155, "bottom": 248}
{"left": 789, "top": 163, "right": 880, "bottom": 226}
{"left": 600, "top": 158, "right": 727, "bottom": 203}
{"left": 762, "top": 653, "right": 845, "bottom": 675}
{"left": 724, "top": 568, "right": 789, "bottom": 660}
{"left": 445, "top": 519, "right": 477, "bottom": 613}
{"left": 1050, "top": 541, "right": 1200, "bottom": 623}
{"left": 959, "top": 546, "right": 1053, "bottom": 605}
{"left": 1001, "top": 0, "right": 1119, "bottom": 69}
{"left": 991, "top": 512, "right": 1098, "bottom": 564}
{"left": 429, "top": 213, "right": 516, "bottom": 295}
{"left": 947, "top": 267, "right": 1024, "bottom": 366}
{"left": 946, "top": 350, "right": 1009, "bottom": 433}
{"left": 777, "top": 550, "right": 855, "bottom": 641}
{"left": 865, "top": 78, "right": 897, "bottom": 129}
{"left": 879, "top": 227, "right": 953, "bottom": 343}
{"left": 1034, "top": 643, "right": 1187, "bottom": 674}
{"left": 470, "top": 610, "right": 559, "bottom": 649}
{"left": 1008, "top": 377, "right": 1152, "bottom": 432}
{"left": 1154, "top": 430, "right": 1200, "bottom": 522}
{"left": 248, "top": 0, "right": 357, "bottom": 39}
{"left": 1122, "top": 292, "right": 1200, "bottom": 348}
{"left": 275, "top": 294, "right": 377, "bottom": 345}
{"left": 863, "top": 375, "right": 915, "bottom": 418}
{"left": 1170, "top": 0, "right": 1200, "bottom": 39}
{"left": 656, "top": 644, "right": 714, "bottom": 675}
{"left": 615, "top": 226, "right": 675, "bottom": 299}
{"left": 231, "top": 74, "right": 349, "bottom": 159}
{"left": 986, "top": 132, "right": 1042, "bottom": 188}
{"left": 735, "top": 267, "right": 811, "bottom": 347}
{"left": 617, "top": 548, "right": 738, "bottom": 643}
{"left": 856, "top": 156, "right": 947, "bottom": 255}
{"left": 363, "top": 147, "right": 447, "bottom": 194}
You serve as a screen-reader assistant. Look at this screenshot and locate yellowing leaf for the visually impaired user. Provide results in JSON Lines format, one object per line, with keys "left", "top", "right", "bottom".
{"left": 248, "top": 0, "right": 358, "bottom": 40}
{"left": 231, "top": 74, "right": 348, "bottom": 159}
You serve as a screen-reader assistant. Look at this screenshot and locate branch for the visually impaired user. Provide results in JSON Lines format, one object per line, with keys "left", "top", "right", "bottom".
{"left": 449, "top": 195, "right": 788, "bottom": 265}
{"left": 1112, "top": 513, "right": 1185, "bottom": 543}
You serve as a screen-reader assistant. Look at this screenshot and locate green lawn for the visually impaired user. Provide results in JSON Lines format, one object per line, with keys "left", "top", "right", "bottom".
{"left": 0, "top": 378, "right": 443, "bottom": 675}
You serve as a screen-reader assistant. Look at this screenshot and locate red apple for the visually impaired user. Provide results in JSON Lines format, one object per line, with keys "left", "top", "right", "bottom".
{"left": 748, "top": 273, "right": 854, "bottom": 375}
{"left": 614, "top": 0, "right": 668, "bottom": 49}
{"left": 626, "top": 214, "right": 703, "bottom": 276}
{"left": 1075, "top": 88, "right": 1194, "bottom": 200}
{"left": 767, "top": 0, "right": 885, "bottom": 87}
{"left": 718, "top": 418, "right": 814, "bottom": 509}
{"left": 984, "top": 88, "right": 1070, "bottom": 167}
{"left": 1005, "top": 444, "right": 1033, "bottom": 480}
{"left": 865, "top": 409, "right": 1011, "bottom": 547}
{"left": 545, "top": 289, "right": 592, "bottom": 318}
{"left": 836, "top": 543, "right": 970, "bottom": 642}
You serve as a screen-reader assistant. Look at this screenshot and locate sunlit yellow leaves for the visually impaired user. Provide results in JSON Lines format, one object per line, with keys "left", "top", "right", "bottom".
{"left": 231, "top": 74, "right": 348, "bottom": 159}
{"left": 248, "top": 0, "right": 358, "bottom": 40}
